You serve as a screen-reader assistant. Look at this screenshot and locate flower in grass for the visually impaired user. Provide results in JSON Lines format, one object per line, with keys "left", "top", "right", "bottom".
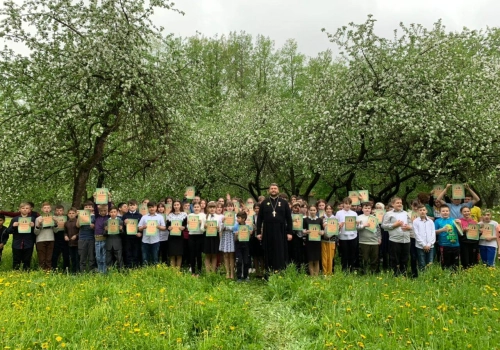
{"left": 41, "top": 343, "right": 49, "bottom": 349}
{"left": 176, "top": 338, "right": 182, "bottom": 343}
{"left": 357, "top": 341, "right": 365, "bottom": 348}
{"left": 360, "top": 334, "right": 366, "bottom": 339}
{"left": 159, "top": 332, "right": 166, "bottom": 336}
{"left": 56, "top": 336, "right": 62, "bottom": 342}
{"left": 230, "top": 326, "right": 235, "bottom": 331}
{"left": 134, "top": 328, "right": 140, "bottom": 333}
{"left": 443, "top": 328, "right": 449, "bottom": 332}
{"left": 61, "top": 344, "right": 66, "bottom": 348}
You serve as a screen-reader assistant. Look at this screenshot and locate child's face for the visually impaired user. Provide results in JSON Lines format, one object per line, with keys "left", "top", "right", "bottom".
{"left": 418, "top": 207, "right": 427, "bottom": 217}
{"left": 300, "top": 206, "right": 308, "bottom": 215}
{"left": 461, "top": 208, "right": 470, "bottom": 218}
{"left": 173, "top": 202, "right": 181, "bottom": 212}
{"left": 292, "top": 206, "right": 300, "bottom": 214}
{"left": 20, "top": 205, "right": 30, "bottom": 216}
{"left": 148, "top": 206, "right": 157, "bottom": 215}
{"left": 208, "top": 206, "right": 216, "bottom": 214}
{"left": 236, "top": 216, "right": 245, "bottom": 225}
{"left": 183, "top": 204, "right": 190, "bottom": 213}
{"left": 158, "top": 206, "right": 165, "bottom": 213}
{"left": 362, "top": 206, "right": 371, "bottom": 216}
{"left": 483, "top": 213, "right": 491, "bottom": 222}
{"left": 325, "top": 207, "right": 333, "bottom": 216}
{"left": 193, "top": 204, "right": 201, "bottom": 214}
{"left": 337, "top": 203, "right": 343, "bottom": 210}
{"left": 98, "top": 208, "right": 108, "bottom": 216}
{"left": 109, "top": 209, "right": 118, "bottom": 218}
{"left": 68, "top": 211, "right": 77, "bottom": 219}
{"left": 55, "top": 208, "right": 64, "bottom": 216}
{"left": 254, "top": 207, "right": 260, "bottom": 215}
{"left": 120, "top": 204, "right": 129, "bottom": 213}
{"left": 42, "top": 205, "right": 51, "bottom": 214}
{"left": 84, "top": 205, "right": 93, "bottom": 211}
{"left": 216, "top": 206, "right": 223, "bottom": 214}
{"left": 226, "top": 204, "right": 234, "bottom": 212}
{"left": 393, "top": 200, "right": 403, "bottom": 211}
{"left": 343, "top": 203, "right": 351, "bottom": 211}
{"left": 309, "top": 207, "right": 317, "bottom": 217}
{"left": 440, "top": 207, "right": 450, "bottom": 219}
{"left": 318, "top": 202, "right": 326, "bottom": 210}
{"left": 129, "top": 204, "right": 137, "bottom": 212}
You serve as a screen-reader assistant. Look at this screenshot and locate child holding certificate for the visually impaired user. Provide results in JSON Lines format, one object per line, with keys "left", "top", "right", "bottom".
{"left": 335, "top": 197, "right": 359, "bottom": 273}
{"left": 203, "top": 201, "right": 221, "bottom": 274}
{"left": 122, "top": 200, "right": 143, "bottom": 268}
{"left": 64, "top": 208, "right": 80, "bottom": 273}
{"left": 5, "top": 202, "right": 36, "bottom": 270}
{"left": 478, "top": 210, "right": 499, "bottom": 267}
{"left": 234, "top": 211, "right": 251, "bottom": 281}
{"left": 456, "top": 206, "right": 479, "bottom": 269}
{"left": 76, "top": 201, "right": 96, "bottom": 272}
{"left": 250, "top": 203, "right": 265, "bottom": 278}
{"left": 188, "top": 203, "right": 206, "bottom": 276}
{"left": 34, "top": 202, "right": 56, "bottom": 271}
{"left": 166, "top": 200, "right": 187, "bottom": 269}
{"left": 52, "top": 204, "right": 69, "bottom": 271}
{"left": 289, "top": 203, "right": 305, "bottom": 272}
{"left": 104, "top": 207, "right": 124, "bottom": 269}
{"left": 138, "top": 202, "right": 166, "bottom": 265}
{"left": 322, "top": 204, "right": 338, "bottom": 275}
{"left": 412, "top": 205, "right": 436, "bottom": 271}
{"left": 220, "top": 201, "right": 236, "bottom": 279}
{"left": 303, "top": 205, "right": 324, "bottom": 276}
{"left": 357, "top": 203, "right": 381, "bottom": 275}
{"left": 434, "top": 205, "right": 460, "bottom": 270}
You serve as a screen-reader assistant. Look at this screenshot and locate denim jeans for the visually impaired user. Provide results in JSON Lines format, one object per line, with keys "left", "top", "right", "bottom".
{"left": 95, "top": 240, "right": 107, "bottom": 273}
{"left": 142, "top": 242, "right": 159, "bottom": 265}
{"left": 416, "top": 247, "right": 434, "bottom": 270}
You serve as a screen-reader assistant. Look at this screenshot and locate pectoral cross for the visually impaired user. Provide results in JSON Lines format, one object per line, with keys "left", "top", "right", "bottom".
{"left": 272, "top": 211, "right": 276, "bottom": 217}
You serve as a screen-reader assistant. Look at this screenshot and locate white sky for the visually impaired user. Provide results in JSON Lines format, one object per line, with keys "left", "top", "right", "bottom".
{"left": 153, "top": 0, "right": 500, "bottom": 56}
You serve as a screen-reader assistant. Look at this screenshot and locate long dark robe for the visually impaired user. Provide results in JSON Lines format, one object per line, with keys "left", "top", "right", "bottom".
{"left": 256, "top": 196, "right": 292, "bottom": 271}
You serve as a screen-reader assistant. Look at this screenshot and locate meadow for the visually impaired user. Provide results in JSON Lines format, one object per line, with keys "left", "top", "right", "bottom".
{"left": 0, "top": 242, "right": 499, "bottom": 349}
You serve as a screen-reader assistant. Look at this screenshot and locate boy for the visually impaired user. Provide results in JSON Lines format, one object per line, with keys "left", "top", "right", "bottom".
{"left": 478, "top": 210, "right": 499, "bottom": 267}
{"left": 289, "top": 203, "right": 305, "bottom": 272}
{"left": 234, "top": 211, "right": 251, "bottom": 282}
{"left": 381, "top": 197, "right": 411, "bottom": 277}
{"left": 138, "top": 201, "right": 166, "bottom": 265}
{"left": 52, "top": 204, "right": 70, "bottom": 271}
{"left": 434, "top": 205, "right": 460, "bottom": 270}
{"left": 335, "top": 197, "right": 358, "bottom": 272}
{"left": 94, "top": 203, "right": 110, "bottom": 273}
{"left": 412, "top": 204, "right": 436, "bottom": 270}
{"left": 122, "top": 200, "right": 143, "bottom": 268}
{"left": 0, "top": 215, "right": 8, "bottom": 263}
{"left": 187, "top": 202, "right": 206, "bottom": 276}
{"left": 357, "top": 203, "right": 381, "bottom": 274}
{"left": 6, "top": 202, "right": 36, "bottom": 270}
{"left": 64, "top": 207, "right": 79, "bottom": 273}
{"left": 104, "top": 207, "right": 124, "bottom": 269}
{"left": 77, "top": 201, "right": 96, "bottom": 272}
{"left": 117, "top": 203, "right": 128, "bottom": 218}
{"left": 35, "top": 202, "right": 56, "bottom": 271}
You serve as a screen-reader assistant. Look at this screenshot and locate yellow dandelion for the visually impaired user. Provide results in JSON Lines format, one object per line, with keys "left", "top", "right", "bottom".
{"left": 357, "top": 341, "right": 365, "bottom": 348}
{"left": 159, "top": 331, "right": 166, "bottom": 336}
{"left": 366, "top": 314, "right": 371, "bottom": 318}
{"left": 379, "top": 333, "right": 383, "bottom": 337}
{"left": 230, "top": 326, "right": 235, "bottom": 331}
{"left": 361, "top": 334, "right": 366, "bottom": 339}
{"left": 134, "top": 328, "right": 140, "bottom": 333}
{"left": 61, "top": 343, "right": 66, "bottom": 348}
{"left": 176, "top": 338, "right": 182, "bottom": 343}
{"left": 428, "top": 331, "right": 433, "bottom": 335}
{"left": 443, "top": 327, "right": 448, "bottom": 332}
{"left": 41, "top": 343, "right": 49, "bottom": 349}
{"left": 56, "top": 336, "right": 62, "bottom": 342}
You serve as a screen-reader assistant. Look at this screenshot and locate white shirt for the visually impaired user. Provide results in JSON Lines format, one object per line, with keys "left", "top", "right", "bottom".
{"left": 138, "top": 213, "right": 166, "bottom": 244}
{"left": 335, "top": 210, "right": 358, "bottom": 240}
{"left": 412, "top": 216, "right": 436, "bottom": 249}
{"left": 188, "top": 213, "right": 206, "bottom": 235}
{"left": 479, "top": 220, "right": 498, "bottom": 248}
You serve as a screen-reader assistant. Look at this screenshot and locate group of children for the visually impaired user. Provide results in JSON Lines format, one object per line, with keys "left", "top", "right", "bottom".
{"left": 0, "top": 183, "right": 498, "bottom": 279}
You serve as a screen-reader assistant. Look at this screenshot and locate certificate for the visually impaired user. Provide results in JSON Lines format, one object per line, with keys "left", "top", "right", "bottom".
{"left": 206, "top": 220, "right": 218, "bottom": 237}
{"left": 78, "top": 210, "right": 91, "bottom": 226}
{"left": 170, "top": 219, "right": 182, "bottom": 236}
{"left": 308, "top": 224, "right": 321, "bottom": 241}
{"left": 358, "top": 190, "right": 369, "bottom": 203}
{"left": 95, "top": 188, "right": 108, "bottom": 204}
{"left": 245, "top": 215, "right": 254, "bottom": 227}
{"left": 54, "top": 215, "right": 67, "bottom": 229}
{"left": 42, "top": 213, "right": 54, "bottom": 228}
{"left": 187, "top": 215, "right": 200, "bottom": 232}
{"left": 145, "top": 220, "right": 158, "bottom": 236}
{"left": 366, "top": 216, "right": 378, "bottom": 233}
{"left": 126, "top": 219, "right": 138, "bottom": 235}
{"left": 224, "top": 211, "right": 235, "bottom": 229}
{"left": 408, "top": 211, "right": 418, "bottom": 222}
{"left": 480, "top": 223, "right": 495, "bottom": 240}
{"left": 453, "top": 220, "right": 464, "bottom": 236}
{"left": 246, "top": 203, "right": 255, "bottom": 216}
{"left": 318, "top": 210, "right": 325, "bottom": 218}
{"left": 107, "top": 218, "right": 120, "bottom": 235}
{"left": 344, "top": 216, "right": 357, "bottom": 232}
{"left": 325, "top": 218, "right": 339, "bottom": 236}
{"left": 348, "top": 191, "right": 360, "bottom": 206}
{"left": 452, "top": 184, "right": 465, "bottom": 200}
{"left": 233, "top": 201, "right": 240, "bottom": 212}
{"left": 238, "top": 225, "right": 250, "bottom": 242}
{"left": 467, "top": 224, "right": 480, "bottom": 240}
{"left": 292, "top": 214, "right": 303, "bottom": 231}
{"left": 139, "top": 204, "right": 148, "bottom": 216}
{"left": 433, "top": 185, "right": 444, "bottom": 199}
{"left": 374, "top": 209, "right": 385, "bottom": 223}
{"left": 18, "top": 217, "right": 32, "bottom": 234}
{"left": 185, "top": 186, "right": 195, "bottom": 200}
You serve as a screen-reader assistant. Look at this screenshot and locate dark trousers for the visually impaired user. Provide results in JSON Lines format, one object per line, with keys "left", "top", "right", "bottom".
{"left": 460, "top": 242, "right": 479, "bottom": 269}
{"left": 288, "top": 235, "right": 306, "bottom": 271}
{"left": 189, "top": 235, "right": 204, "bottom": 274}
{"left": 380, "top": 229, "right": 390, "bottom": 270}
{"left": 440, "top": 246, "right": 460, "bottom": 270}
{"left": 0, "top": 247, "right": 3, "bottom": 263}
{"left": 125, "top": 236, "right": 142, "bottom": 268}
{"left": 389, "top": 241, "right": 410, "bottom": 277}
{"left": 12, "top": 247, "right": 34, "bottom": 270}
{"left": 52, "top": 238, "right": 70, "bottom": 270}
{"left": 360, "top": 244, "right": 379, "bottom": 274}
{"left": 410, "top": 238, "right": 419, "bottom": 278}
{"left": 339, "top": 238, "right": 357, "bottom": 272}
{"left": 236, "top": 242, "right": 250, "bottom": 280}
{"left": 79, "top": 239, "right": 96, "bottom": 272}
{"left": 159, "top": 240, "right": 169, "bottom": 264}
{"left": 106, "top": 246, "right": 123, "bottom": 269}
{"left": 182, "top": 237, "right": 190, "bottom": 268}
{"left": 69, "top": 246, "right": 80, "bottom": 273}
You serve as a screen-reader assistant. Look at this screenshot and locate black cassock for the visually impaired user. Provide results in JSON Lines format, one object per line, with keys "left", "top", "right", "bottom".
{"left": 256, "top": 196, "right": 292, "bottom": 272}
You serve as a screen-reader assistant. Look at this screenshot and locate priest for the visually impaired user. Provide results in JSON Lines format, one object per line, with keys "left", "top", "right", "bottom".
{"left": 256, "top": 183, "right": 292, "bottom": 272}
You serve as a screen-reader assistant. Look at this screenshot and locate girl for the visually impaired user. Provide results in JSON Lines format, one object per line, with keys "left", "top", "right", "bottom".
{"left": 200, "top": 199, "right": 207, "bottom": 215}
{"left": 457, "top": 206, "right": 479, "bottom": 269}
{"left": 250, "top": 203, "right": 264, "bottom": 278}
{"left": 215, "top": 203, "right": 224, "bottom": 215}
{"left": 322, "top": 204, "right": 337, "bottom": 275}
{"left": 166, "top": 200, "right": 187, "bottom": 269}
{"left": 219, "top": 201, "right": 236, "bottom": 279}
{"left": 203, "top": 201, "right": 221, "bottom": 273}
{"left": 289, "top": 203, "right": 305, "bottom": 272}
{"left": 316, "top": 199, "right": 327, "bottom": 218}
{"left": 188, "top": 202, "right": 206, "bottom": 276}
{"left": 157, "top": 203, "right": 169, "bottom": 264}
{"left": 303, "top": 205, "right": 324, "bottom": 276}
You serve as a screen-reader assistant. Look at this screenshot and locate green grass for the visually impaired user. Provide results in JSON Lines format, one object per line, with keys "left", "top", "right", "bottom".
{"left": 0, "top": 244, "right": 499, "bottom": 349}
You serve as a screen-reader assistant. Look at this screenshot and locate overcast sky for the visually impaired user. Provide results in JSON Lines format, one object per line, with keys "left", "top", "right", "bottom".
{"left": 153, "top": 0, "right": 500, "bottom": 57}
